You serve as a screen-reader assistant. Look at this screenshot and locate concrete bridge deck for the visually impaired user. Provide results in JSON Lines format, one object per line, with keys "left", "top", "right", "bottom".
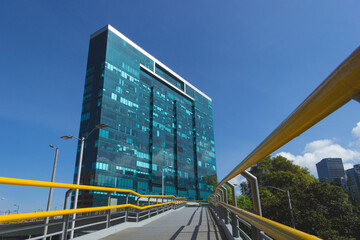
{"left": 101, "top": 206, "right": 226, "bottom": 240}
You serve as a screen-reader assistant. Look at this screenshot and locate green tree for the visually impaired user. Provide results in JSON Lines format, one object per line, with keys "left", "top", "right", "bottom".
{"left": 249, "top": 155, "right": 359, "bottom": 239}
{"left": 225, "top": 185, "right": 234, "bottom": 205}
{"left": 204, "top": 174, "right": 217, "bottom": 191}
{"left": 237, "top": 194, "right": 252, "bottom": 210}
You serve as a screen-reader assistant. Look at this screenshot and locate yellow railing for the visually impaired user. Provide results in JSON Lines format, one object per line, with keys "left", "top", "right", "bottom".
{"left": 0, "top": 176, "right": 186, "bottom": 222}
{"left": 216, "top": 46, "right": 360, "bottom": 190}
{"left": 210, "top": 200, "right": 321, "bottom": 240}
{"left": 0, "top": 177, "right": 186, "bottom": 199}
{"left": 0, "top": 202, "right": 182, "bottom": 222}
{"left": 211, "top": 46, "right": 360, "bottom": 240}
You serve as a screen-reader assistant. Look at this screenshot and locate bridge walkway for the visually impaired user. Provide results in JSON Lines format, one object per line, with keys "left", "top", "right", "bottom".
{"left": 101, "top": 206, "right": 226, "bottom": 240}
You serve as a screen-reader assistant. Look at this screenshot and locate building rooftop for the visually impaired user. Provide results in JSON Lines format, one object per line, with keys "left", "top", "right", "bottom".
{"left": 91, "top": 24, "right": 211, "bottom": 102}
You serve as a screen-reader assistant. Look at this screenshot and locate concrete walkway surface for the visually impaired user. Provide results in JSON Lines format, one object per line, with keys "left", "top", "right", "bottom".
{"left": 101, "top": 206, "right": 226, "bottom": 240}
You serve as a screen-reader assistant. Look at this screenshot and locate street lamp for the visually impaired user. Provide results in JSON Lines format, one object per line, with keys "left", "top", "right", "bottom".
{"left": 14, "top": 204, "right": 19, "bottom": 214}
{"left": 162, "top": 166, "right": 173, "bottom": 202}
{"left": 43, "top": 145, "right": 59, "bottom": 240}
{"left": 265, "top": 186, "right": 296, "bottom": 228}
{"left": 61, "top": 123, "right": 109, "bottom": 239}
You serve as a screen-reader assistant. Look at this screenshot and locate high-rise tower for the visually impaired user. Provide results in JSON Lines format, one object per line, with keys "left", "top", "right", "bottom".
{"left": 316, "top": 158, "right": 345, "bottom": 183}
{"left": 74, "top": 25, "right": 217, "bottom": 207}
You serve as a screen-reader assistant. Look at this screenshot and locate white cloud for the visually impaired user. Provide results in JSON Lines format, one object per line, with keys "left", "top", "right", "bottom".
{"left": 276, "top": 139, "right": 360, "bottom": 178}
{"left": 344, "top": 163, "right": 355, "bottom": 170}
{"left": 352, "top": 122, "right": 360, "bottom": 138}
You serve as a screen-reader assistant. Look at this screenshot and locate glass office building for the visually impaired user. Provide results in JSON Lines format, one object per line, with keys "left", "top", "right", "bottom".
{"left": 346, "top": 164, "right": 360, "bottom": 202}
{"left": 316, "top": 158, "right": 345, "bottom": 183}
{"left": 74, "top": 25, "right": 217, "bottom": 207}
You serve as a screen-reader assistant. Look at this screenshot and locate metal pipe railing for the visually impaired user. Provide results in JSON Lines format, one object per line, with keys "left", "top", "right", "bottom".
{"left": 216, "top": 46, "right": 360, "bottom": 191}
{"left": 209, "top": 46, "right": 360, "bottom": 240}
{"left": 0, "top": 177, "right": 186, "bottom": 223}
{"left": 0, "top": 177, "right": 186, "bottom": 200}
{"left": 210, "top": 200, "right": 321, "bottom": 240}
{"left": 0, "top": 201, "right": 185, "bottom": 222}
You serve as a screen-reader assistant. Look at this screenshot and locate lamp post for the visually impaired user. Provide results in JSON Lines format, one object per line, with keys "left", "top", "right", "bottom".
{"left": 14, "top": 204, "right": 19, "bottom": 214}
{"left": 61, "top": 123, "right": 109, "bottom": 239}
{"left": 162, "top": 166, "right": 173, "bottom": 202}
{"left": 43, "top": 145, "right": 59, "bottom": 240}
{"left": 265, "top": 186, "right": 296, "bottom": 228}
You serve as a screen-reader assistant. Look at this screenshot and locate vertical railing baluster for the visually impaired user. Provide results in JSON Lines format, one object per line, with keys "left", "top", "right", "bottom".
{"left": 125, "top": 193, "right": 130, "bottom": 222}
{"left": 106, "top": 192, "right": 113, "bottom": 228}
{"left": 136, "top": 196, "right": 141, "bottom": 222}
{"left": 61, "top": 189, "right": 73, "bottom": 240}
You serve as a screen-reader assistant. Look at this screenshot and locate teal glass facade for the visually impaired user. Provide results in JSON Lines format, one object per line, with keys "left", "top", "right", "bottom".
{"left": 346, "top": 165, "right": 360, "bottom": 202}
{"left": 75, "top": 25, "right": 216, "bottom": 207}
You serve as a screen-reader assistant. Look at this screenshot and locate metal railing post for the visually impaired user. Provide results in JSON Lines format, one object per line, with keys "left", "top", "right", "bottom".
{"left": 220, "top": 186, "right": 229, "bottom": 224}
{"left": 225, "top": 182, "right": 239, "bottom": 238}
{"left": 216, "top": 194, "right": 221, "bottom": 217}
{"left": 106, "top": 192, "right": 113, "bottom": 228}
{"left": 61, "top": 189, "right": 74, "bottom": 240}
{"left": 241, "top": 171, "right": 262, "bottom": 216}
{"left": 136, "top": 196, "right": 141, "bottom": 222}
{"left": 125, "top": 193, "right": 130, "bottom": 222}
{"left": 242, "top": 170, "right": 262, "bottom": 239}
{"left": 148, "top": 197, "right": 151, "bottom": 218}
{"left": 218, "top": 188, "right": 224, "bottom": 221}
{"left": 62, "top": 215, "right": 70, "bottom": 240}
{"left": 156, "top": 197, "right": 159, "bottom": 215}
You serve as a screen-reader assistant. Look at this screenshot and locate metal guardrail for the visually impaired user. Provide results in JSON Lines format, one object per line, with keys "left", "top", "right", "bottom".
{"left": 0, "top": 177, "right": 187, "bottom": 239}
{"left": 209, "top": 198, "right": 321, "bottom": 240}
{"left": 210, "top": 46, "right": 360, "bottom": 240}
{"left": 0, "top": 177, "right": 187, "bottom": 200}
{"left": 216, "top": 46, "right": 360, "bottom": 190}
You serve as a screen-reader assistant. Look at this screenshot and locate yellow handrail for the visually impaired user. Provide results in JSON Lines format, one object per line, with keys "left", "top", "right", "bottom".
{"left": 0, "top": 201, "right": 185, "bottom": 222}
{"left": 211, "top": 200, "right": 321, "bottom": 240}
{"left": 0, "top": 177, "right": 186, "bottom": 199}
{"left": 216, "top": 46, "right": 360, "bottom": 192}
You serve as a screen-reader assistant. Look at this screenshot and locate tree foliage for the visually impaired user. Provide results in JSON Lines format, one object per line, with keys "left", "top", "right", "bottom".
{"left": 204, "top": 174, "right": 217, "bottom": 190}
{"left": 248, "top": 155, "right": 360, "bottom": 239}
{"left": 237, "top": 194, "right": 252, "bottom": 210}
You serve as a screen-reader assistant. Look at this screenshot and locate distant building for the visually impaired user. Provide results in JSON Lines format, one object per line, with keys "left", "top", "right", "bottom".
{"left": 73, "top": 25, "right": 217, "bottom": 207}
{"left": 346, "top": 164, "right": 360, "bottom": 202}
{"left": 316, "top": 158, "right": 345, "bottom": 183}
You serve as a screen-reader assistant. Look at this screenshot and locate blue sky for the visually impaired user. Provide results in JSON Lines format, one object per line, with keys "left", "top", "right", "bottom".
{"left": 1, "top": 1, "right": 360, "bottom": 213}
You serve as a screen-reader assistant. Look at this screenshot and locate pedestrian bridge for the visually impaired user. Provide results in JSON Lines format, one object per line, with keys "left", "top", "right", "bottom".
{"left": 1, "top": 43, "right": 360, "bottom": 240}
{"left": 100, "top": 206, "right": 225, "bottom": 240}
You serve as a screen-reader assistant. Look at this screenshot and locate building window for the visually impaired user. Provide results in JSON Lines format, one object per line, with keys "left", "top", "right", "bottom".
{"left": 81, "top": 112, "right": 90, "bottom": 121}
{"left": 100, "top": 129, "right": 109, "bottom": 138}
{"left": 136, "top": 161, "right": 150, "bottom": 169}
{"left": 111, "top": 93, "right": 117, "bottom": 101}
{"left": 96, "top": 162, "right": 109, "bottom": 171}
